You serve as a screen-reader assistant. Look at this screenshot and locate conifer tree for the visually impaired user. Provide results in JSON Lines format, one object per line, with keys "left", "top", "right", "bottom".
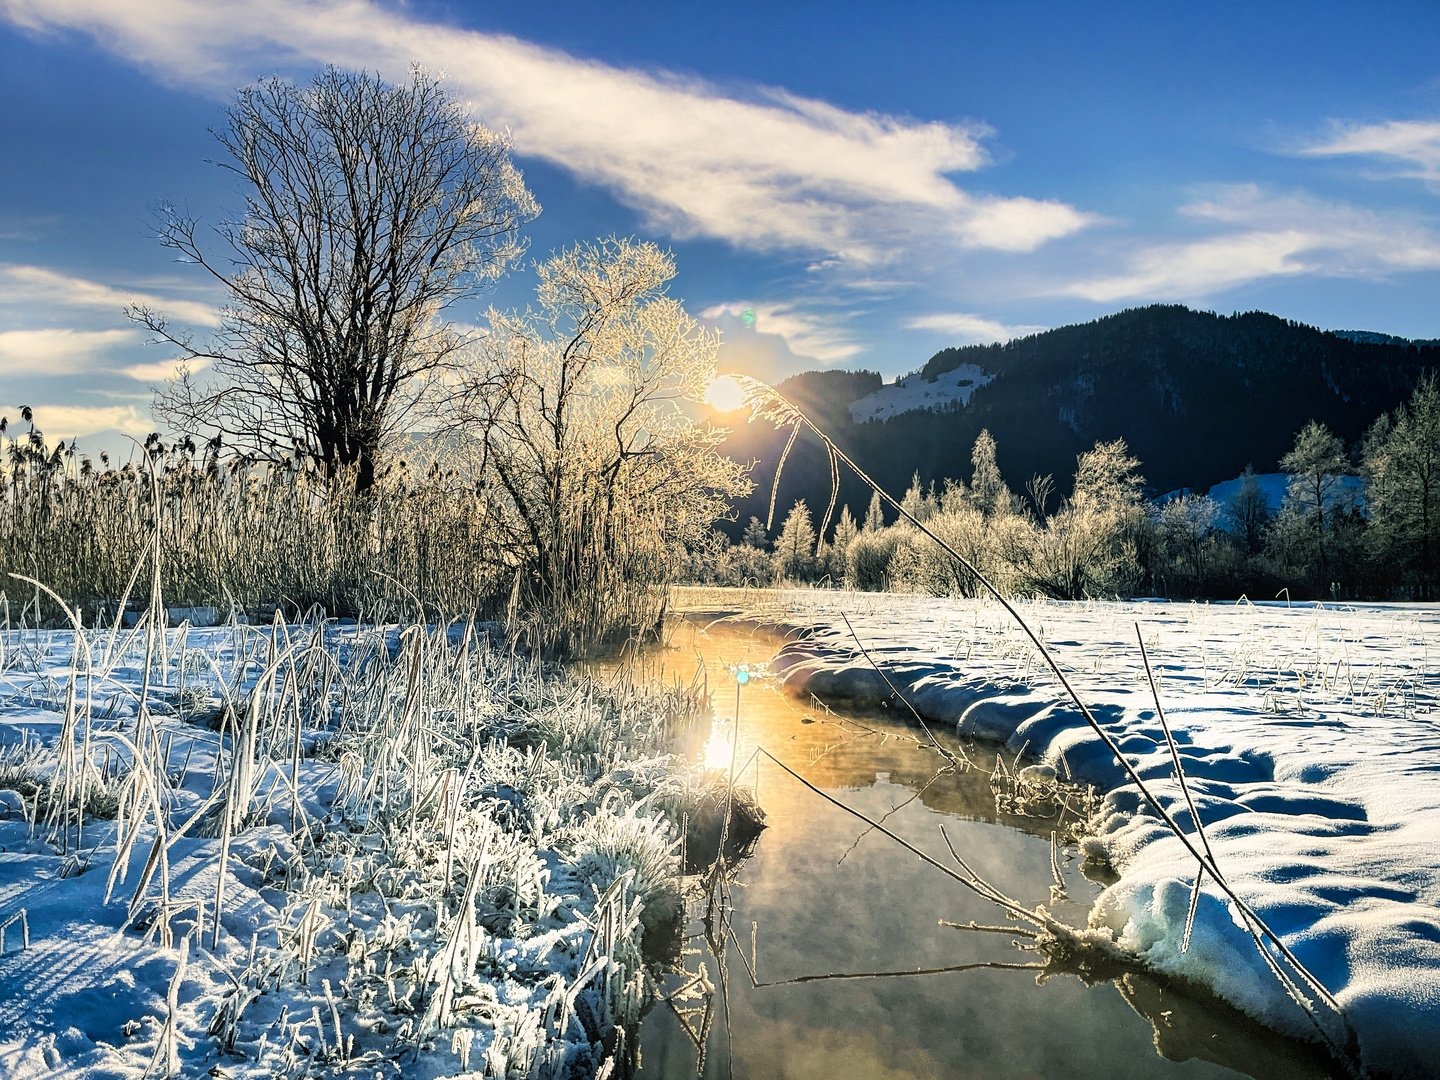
{"left": 832, "top": 504, "right": 858, "bottom": 557}
{"left": 969, "top": 428, "right": 1010, "bottom": 517}
{"left": 862, "top": 490, "right": 884, "bottom": 532}
{"left": 773, "top": 499, "right": 817, "bottom": 581}
{"left": 900, "top": 471, "right": 934, "bottom": 523}
{"left": 741, "top": 515, "right": 769, "bottom": 550}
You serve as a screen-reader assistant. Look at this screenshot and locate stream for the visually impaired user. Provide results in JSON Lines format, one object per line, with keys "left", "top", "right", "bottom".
{"left": 623, "top": 616, "right": 1335, "bottom": 1080}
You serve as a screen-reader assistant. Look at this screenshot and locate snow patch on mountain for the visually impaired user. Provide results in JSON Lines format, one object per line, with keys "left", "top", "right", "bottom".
{"left": 848, "top": 363, "right": 994, "bottom": 423}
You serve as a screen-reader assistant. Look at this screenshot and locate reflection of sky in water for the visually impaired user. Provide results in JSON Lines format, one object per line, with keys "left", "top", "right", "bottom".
{"left": 635, "top": 620, "right": 1331, "bottom": 1080}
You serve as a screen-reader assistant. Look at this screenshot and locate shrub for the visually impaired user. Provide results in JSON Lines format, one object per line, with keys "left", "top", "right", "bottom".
{"left": 846, "top": 530, "right": 898, "bottom": 591}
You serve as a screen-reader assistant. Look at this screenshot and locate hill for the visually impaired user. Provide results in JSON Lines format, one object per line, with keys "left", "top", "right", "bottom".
{"left": 716, "top": 305, "right": 1440, "bottom": 538}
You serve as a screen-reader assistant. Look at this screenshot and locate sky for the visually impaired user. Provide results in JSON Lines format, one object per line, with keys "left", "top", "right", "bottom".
{"left": 3, "top": 0, "right": 1440, "bottom": 455}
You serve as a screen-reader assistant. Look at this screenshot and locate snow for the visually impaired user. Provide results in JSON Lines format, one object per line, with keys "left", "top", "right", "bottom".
{"left": 761, "top": 590, "right": 1440, "bottom": 1078}
{"left": 0, "top": 618, "right": 683, "bottom": 1078}
{"left": 848, "top": 364, "right": 994, "bottom": 423}
{"left": 1206, "top": 471, "right": 1365, "bottom": 512}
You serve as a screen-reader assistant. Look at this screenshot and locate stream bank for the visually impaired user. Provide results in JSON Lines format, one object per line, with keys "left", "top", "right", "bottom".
{"left": 632, "top": 612, "right": 1337, "bottom": 1080}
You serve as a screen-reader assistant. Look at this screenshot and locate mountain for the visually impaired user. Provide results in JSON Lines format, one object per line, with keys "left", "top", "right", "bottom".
{"left": 1332, "top": 330, "right": 1440, "bottom": 348}
{"left": 714, "top": 305, "right": 1440, "bottom": 538}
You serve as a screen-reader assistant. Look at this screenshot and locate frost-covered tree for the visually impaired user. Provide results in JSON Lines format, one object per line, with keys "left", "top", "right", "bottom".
{"left": 1363, "top": 373, "right": 1440, "bottom": 598}
{"left": 1025, "top": 439, "right": 1149, "bottom": 599}
{"left": 773, "top": 499, "right": 817, "bottom": 581}
{"left": 450, "top": 238, "right": 751, "bottom": 649}
{"left": 831, "top": 504, "right": 858, "bottom": 558}
{"left": 817, "top": 504, "right": 858, "bottom": 584}
{"left": 1159, "top": 494, "right": 1221, "bottom": 593}
{"left": 968, "top": 429, "right": 1012, "bottom": 517}
{"left": 741, "top": 515, "right": 769, "bottom": 550}
{"left": 1279, "top": 421, "right": 1349, "bottom": 584}
{"left": 938, "top": 477, "right": 967, "bottom": 515}
{"left": 900, "top": 471, "right": 936, "bottom": 523}
{"left": 846, "top": 529, "right": 897, "bottom": 591}
{"left": 1073, "top": 439, "right": 1146, "bottom": 511}
{"left": 862, "top": 490, "right": 885, "bottom": 532}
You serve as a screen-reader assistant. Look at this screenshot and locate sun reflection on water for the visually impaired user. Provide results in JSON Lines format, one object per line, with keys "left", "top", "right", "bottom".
{"left": 700, "top": 727, "right": 736, "bottom": 772}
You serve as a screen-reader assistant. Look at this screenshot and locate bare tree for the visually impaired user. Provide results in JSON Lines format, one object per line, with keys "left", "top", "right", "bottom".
{"left": 131, "top": 66, "right": 539, "bottom": 490}
{"left": 1222, "top": 465, "right": 1271, "bottom": 554}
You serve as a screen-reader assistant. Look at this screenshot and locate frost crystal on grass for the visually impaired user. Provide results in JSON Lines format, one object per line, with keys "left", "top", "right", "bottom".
{"left": 0, "top": 608, "right": 709, "bottom": 1078}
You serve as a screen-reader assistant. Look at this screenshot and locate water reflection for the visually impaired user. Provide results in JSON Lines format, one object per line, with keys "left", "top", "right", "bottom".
{"left": 630, "top": 616, "right": 1335, "bottom": 1080}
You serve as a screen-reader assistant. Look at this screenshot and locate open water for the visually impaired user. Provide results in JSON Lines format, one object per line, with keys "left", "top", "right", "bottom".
{"left": 627, "top": 616, "right": 1335, "bottom": 1080}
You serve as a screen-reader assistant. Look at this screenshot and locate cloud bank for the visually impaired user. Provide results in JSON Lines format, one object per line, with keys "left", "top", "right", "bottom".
{"left": 0, "top": 328, "right": 137, "bottom": 374}
{"left": 17, "top": 403, "right": 153, "bottom": 440}
{"left": 0, "top": 263, "right": 221, "bottom": 327}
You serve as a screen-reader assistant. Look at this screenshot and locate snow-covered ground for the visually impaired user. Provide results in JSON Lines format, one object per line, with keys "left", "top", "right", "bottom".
{"left": 848, "top": 364, "right": 994, "bottom": 423}
{"left": 0, "top": 617, "right": 691, "bottom": 1079}
{"left": 755, "top": 591, "right": 1440, "bottom": 1078}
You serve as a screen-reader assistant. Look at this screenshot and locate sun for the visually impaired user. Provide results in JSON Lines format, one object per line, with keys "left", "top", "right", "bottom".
{"left": 704, "top": 375, "right": 746, "bottom": 412}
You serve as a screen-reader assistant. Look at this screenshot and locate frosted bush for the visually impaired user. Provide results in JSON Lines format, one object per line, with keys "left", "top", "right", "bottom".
{"left": 570, "top": 801, "right": 680, "bottom": 914}
{"left": 569, "top": 799, "right": 683, "bottom": 953}
{"left": 890, "top": 506, "right": 1034, "bottom": 597}
{"left": 846, "top": 530, "right": 898, "bottom": 590}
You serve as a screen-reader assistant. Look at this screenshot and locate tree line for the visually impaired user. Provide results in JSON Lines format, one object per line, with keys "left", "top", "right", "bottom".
{"left": 713, "top": 307, "right": 1440, "bottom": 538}
{"left": 681, "top": 373, "right": 1440, "bottom": 603}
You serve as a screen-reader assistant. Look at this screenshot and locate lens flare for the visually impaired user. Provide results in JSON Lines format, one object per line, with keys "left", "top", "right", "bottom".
{"left": 704, "top": 374, "right": 746, "bottom": 412}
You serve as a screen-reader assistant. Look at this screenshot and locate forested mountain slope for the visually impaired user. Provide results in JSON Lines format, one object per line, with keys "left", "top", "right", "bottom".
{"left": 717, "top": 305, "right": 1439, "bottom": 536}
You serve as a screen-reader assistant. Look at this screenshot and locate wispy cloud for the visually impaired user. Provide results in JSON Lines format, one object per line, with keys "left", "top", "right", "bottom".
{"left": 119, "top": 358, "right": 210, "bottom": 383}
{"left": 1062, "top": 186, "right": 1440, "bottom": 302}
{"left": 702, "top": 302, "right": 862, "bottom": 363}
{"left": 15, "top": 403, "right": 153, "bottom": 439}
{"left": 0, "top": 0, "right": 1093, "bottom": 267}
{"left": 905, "top": 312, "right": 1047, "bottom": 343}
{"left": 0, "top": 213, "right": 59, "bottom": 241}
{"left": 1301, "top": 119, "right": 1440, "bottom": 181}
{"left": 0, "top": 264, "right": 220, "bottom": 326}
{"left": 0, "top": 328, "right": 138, "bottom": 373}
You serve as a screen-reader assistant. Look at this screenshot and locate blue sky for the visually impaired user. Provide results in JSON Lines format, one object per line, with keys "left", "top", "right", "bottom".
{"left": 3, "top": 0, "right": 1440, "bottom": 451}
